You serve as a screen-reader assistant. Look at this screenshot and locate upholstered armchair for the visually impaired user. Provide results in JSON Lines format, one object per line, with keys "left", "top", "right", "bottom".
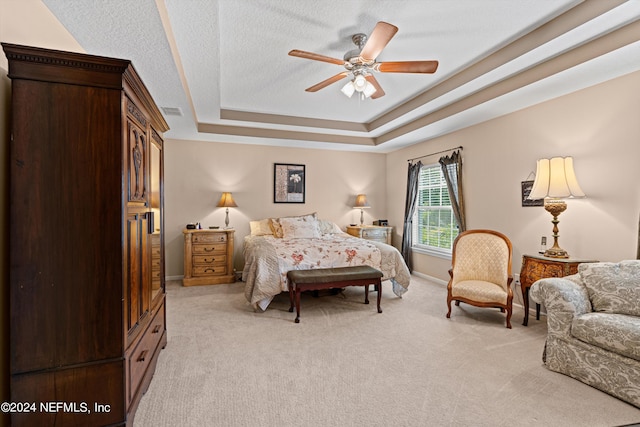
{"left": 446, "top": 229, "right": 514, "bottom": 328}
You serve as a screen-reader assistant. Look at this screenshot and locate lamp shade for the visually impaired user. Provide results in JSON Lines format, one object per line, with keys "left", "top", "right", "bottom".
{"left": 216, "top": 192, "right": 238, "bottom": 208}
{"left": 528, "top": 157, "right": 585, "bottom": 200}
{"left": 353, "top": 194, "right": 370, "bottom": 208}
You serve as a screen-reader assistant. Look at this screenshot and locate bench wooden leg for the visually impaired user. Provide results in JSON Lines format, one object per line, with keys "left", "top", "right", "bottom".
{"left": 364, "top": 284, "right": 370, "bottom": 304}
{"left": 288, "top": 284, "right": 294, "bottom": 313}
{"left": 295, "top": 288, "right": 302, "bottom": 323}
{"left": 376, "top": 280, "right": 382, "bottom": 313}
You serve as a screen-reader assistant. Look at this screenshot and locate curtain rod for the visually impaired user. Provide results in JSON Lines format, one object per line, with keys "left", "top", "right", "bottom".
{"left": 407, "top": 146, "right": 463, "bottom": 163}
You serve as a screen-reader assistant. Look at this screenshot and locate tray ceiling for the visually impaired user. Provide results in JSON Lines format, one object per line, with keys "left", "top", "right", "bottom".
{"left": 42, "top": 0, "right": 640, "bottom": 152}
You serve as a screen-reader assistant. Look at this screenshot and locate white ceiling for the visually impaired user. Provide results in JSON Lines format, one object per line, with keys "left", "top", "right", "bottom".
{"left": 42, "top": 0, "right": 640, "bottom": 152}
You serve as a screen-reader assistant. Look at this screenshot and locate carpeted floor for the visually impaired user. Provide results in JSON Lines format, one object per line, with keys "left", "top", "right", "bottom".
{"left": 134, "top": 275, "right": 640, "bottom": 426}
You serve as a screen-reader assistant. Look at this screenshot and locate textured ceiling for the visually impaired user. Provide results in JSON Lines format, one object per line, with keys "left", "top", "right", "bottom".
{"left": 42, "top": 0, "right": 640, "bottom": 152}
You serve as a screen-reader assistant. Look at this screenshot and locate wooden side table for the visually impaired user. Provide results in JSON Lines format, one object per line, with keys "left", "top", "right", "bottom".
{"left": 346, "top": 225, "right": 393, "bottom": 245}
{"left": 520, "top": 254, "right": 597, "bottom": 326}
{"left": 183, "top": 228, "right": 235, "bottom": 286}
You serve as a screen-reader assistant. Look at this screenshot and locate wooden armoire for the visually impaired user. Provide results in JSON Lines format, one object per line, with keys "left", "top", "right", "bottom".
{"left": 3, "top": 43, "right": 168, "bottom": 426}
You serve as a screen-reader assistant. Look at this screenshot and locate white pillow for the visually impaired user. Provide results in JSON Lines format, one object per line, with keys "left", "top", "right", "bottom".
{"left": 318, "top": 219, "right": 341, "bottom": 235}
{"left": 279, "top": 215, "right": 320, "bottom": 239}
{"left": 270, "top": 212, "right": 318, "bottom": 238}
{"left": 249, "top": 219, "right": 273, "bottom": 236}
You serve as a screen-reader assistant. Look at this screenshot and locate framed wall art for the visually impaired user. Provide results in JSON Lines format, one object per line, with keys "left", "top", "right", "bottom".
{"left": 274, "top": 163, "right": 305, "bottom": 203}
{"left": 521, "top": 180, "right": 544, "bottom": 207}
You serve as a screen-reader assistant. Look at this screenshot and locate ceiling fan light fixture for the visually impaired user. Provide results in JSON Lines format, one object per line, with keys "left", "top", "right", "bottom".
{"left": 341, "top": 81, "right": 355, "bottom": 98}
{"left": 353, "top": 74, "right": 367, "bottom": 92}
{"left": 363, "top": 81, "right": 377, "bottom": 98}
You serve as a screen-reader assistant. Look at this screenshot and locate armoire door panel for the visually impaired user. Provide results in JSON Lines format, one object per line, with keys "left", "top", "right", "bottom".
{"left": 127, "top": 120, "right": 147, "bottom": 204}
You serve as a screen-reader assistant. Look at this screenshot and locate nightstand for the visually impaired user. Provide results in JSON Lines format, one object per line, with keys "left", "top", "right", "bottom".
{"left": 520, "top": 254, "right": 597, "bottom": 326}
{"left": 183, "top": 229, "right": 235, "bottom": 286}
{"left": 346, "top": 225, "right": 393, "bottom": 245}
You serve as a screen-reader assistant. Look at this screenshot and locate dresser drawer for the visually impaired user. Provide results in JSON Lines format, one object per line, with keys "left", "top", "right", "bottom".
{"left": 193, "top": 265, "right": 228, "bottom": 276}
{"left": 193, "top": 254, "right": 226, "bottom": 266}
{"left": 361, "top": 228, "right": 388, "bottom": 241}
{"left": 128, "top": 302, "right": 165, "bottom": 404}
{"left": 150, "top": 234, "right": 161, "bottom": 256}
{"left": 192, "top": 243, "right": 227, "bottom": 255}
{"left": 193, "top": 233, "right": 227, "bottom": 244}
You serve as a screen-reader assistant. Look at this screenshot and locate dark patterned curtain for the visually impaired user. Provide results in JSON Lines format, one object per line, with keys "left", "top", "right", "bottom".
{"left": 401, "top": 161, "right": 422, "bottom": 272}
{"left": 439, "top": 151, "right": 466, "bottom": 232}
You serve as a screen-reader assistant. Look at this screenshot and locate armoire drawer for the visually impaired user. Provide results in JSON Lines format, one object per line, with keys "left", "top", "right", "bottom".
{"left": 128, "top": 302, "right": 165, "bottom": 403}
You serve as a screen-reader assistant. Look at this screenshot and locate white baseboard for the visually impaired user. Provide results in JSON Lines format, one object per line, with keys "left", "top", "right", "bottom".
{"left": 411, "top": 271, "right": 447, "bottom": 286}
{"left": 166, "top": 275, "right": 183, "bottom": 281}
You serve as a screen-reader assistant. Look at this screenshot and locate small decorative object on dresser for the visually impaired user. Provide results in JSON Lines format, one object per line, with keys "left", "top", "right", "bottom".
{"left": 520, "top": 254, "right": 597, "bottom": 326}
{"left": 183, "top": 228, "right": 235, "bottom": 286}
{"left": 346, "top": 225, "right": 393, "bottom": 245}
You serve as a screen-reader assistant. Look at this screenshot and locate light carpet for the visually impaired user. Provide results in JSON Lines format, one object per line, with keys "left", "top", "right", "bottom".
{"left": 134, "top": 275, "right": 640, "bottom": 426}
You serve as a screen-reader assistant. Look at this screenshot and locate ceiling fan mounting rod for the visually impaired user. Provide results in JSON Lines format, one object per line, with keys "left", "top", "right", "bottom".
{"left": 352, "top": 33, "right": 367, "bottom": 49}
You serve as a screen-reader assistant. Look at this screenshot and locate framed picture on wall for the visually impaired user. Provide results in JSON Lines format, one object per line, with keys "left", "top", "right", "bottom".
{"left": 521, "top": 180, "right": 544, "bottom": 207}
{"left": 274, "top": 163, "right": 305, "bottom": 203}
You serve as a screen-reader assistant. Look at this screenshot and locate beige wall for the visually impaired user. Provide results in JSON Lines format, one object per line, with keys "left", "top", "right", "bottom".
{"left": 387, "top": 70, "right": 640, "bottom": 293}
{"left": 164, "top": 139, "right": 387, "bottom": 277}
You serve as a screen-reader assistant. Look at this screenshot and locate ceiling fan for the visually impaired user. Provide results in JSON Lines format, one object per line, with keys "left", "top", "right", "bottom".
{"left": 288, "top": 21, "right": 438, "bottom": 100}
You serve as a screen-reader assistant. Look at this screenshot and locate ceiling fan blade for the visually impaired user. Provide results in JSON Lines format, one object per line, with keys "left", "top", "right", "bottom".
{"left": 376, "top": 60, "right": 439, "bottom": 74}
{"left": 305, "top": 72, "right": 349, "bottom": 92}
{"left": 359, "top": 21, "right": 398, "bottom": 62}
{"left": 288, "top": 49, "right": 345, "bottom": 66}
{"left": 365, "top": 75, "right": 385, "bottom": 99}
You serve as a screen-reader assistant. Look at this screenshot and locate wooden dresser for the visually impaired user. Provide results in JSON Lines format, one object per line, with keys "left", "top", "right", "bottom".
{"left": 4, "top": 43, "right": 168, "bottom": 426}
{"left": 183, "top": 229, "right": 236, "bottom": 286}
{"left": 346, "top": 225, "right": 394, "bottom": 245}
{"left": 520, "top": 254, "right": 597, "bottom": 326}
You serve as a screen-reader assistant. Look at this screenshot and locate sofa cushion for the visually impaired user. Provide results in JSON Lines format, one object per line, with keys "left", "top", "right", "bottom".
{"left": 578, "top": 260, "right": 640, "bottom": 316}
{"left": 572, "top": 312, "right": 640, "bottom": 361}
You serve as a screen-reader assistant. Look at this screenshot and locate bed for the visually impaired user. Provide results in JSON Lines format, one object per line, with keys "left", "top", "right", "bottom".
{"left": 242, "top": 213, "right": 411, "bottom": 311}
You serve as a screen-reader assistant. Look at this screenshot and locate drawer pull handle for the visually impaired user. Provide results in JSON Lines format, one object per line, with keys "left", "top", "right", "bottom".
{"left": 205, "top": 258, "right": 215, "bottom": 263}
{"left": 152, "top": 324, "right": 161, "bottom": 334}
{"left": 137, "top": 350, "right": 148, "bottom": 362}
{"left": 204, "top": 247, "right": 214, "bottom": 252}
{"left": 205, "top": 268, "right": 215, "bottom": 273}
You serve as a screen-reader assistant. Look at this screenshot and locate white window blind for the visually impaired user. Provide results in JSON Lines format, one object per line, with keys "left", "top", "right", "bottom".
{"left": 412, "top": 164, "right": 459, "bottom": 255}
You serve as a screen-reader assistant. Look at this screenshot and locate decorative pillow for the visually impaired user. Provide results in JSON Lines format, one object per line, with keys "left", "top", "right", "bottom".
{"left": 269, "top": 212, "right": 317, "bottom": 238}
{"left": 578, "top": 260, "right": 640, "bottom": 316}
{"left": 249, "top": 219, "right": 273, "bottom": 236}
{"left": 278, "top": 215, "right": 320, "bottom": 239}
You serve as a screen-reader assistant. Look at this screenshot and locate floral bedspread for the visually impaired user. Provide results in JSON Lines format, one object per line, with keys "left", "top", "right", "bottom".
{"left": 243, "top": 233, "right": 410, "bottom": 311}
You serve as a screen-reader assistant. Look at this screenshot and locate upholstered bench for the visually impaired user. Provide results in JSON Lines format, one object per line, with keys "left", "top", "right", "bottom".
{"left": 287, "top": 265, "right": 383, "bottom": 323}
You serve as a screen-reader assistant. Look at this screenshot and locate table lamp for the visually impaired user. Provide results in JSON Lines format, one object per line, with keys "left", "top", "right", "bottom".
{"left": 527, "top": 157, "right": 585, "bottom": 258}
{"left": 217, "top": 192, "right": 238, "bottom": 229}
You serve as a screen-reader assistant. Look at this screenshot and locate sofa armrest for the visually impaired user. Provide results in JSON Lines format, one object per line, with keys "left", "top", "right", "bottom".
{"left": 530, "top": 277, "right": 592, "bottom": 337}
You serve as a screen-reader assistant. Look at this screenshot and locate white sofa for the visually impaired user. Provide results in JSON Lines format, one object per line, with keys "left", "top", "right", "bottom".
{"left": 530, "top": 260, "right": 640, "bottom": 408}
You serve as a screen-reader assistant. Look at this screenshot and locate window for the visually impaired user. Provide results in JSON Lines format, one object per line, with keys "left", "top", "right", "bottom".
{"left": 412, "top": 164, "right": 459, "bottom": 256}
